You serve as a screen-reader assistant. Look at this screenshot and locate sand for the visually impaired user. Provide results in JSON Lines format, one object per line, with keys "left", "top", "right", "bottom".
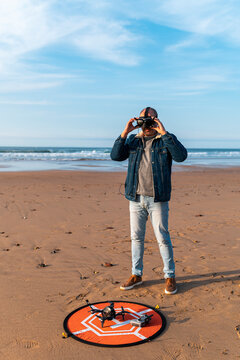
{"left": 0, "top": 168, "right": 239, "bottom": 359}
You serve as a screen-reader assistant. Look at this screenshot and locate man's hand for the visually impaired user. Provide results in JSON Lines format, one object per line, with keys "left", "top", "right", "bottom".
{"left": 153, "top": 118, "right": 167, "bottom": 136}
{"left": 121, "top": 118, "right": 140, "bottom": 138}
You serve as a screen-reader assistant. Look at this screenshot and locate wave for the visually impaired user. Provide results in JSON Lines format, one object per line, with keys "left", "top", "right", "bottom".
{"left": 0, "top": 147, "right": 239, "bottom": 163}
{"left": 0, "top": 149, "right": 111, "bottom": 161}
{"left": 188, "top": 151, "right": 240, "bottom": 158}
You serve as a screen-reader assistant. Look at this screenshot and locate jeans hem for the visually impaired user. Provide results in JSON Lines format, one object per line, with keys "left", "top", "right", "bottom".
{"left": 164, "top": 274, "right": 175, "bottom": 279}
{"left": 132, "top": 271, "right": 142, "bottom": 277}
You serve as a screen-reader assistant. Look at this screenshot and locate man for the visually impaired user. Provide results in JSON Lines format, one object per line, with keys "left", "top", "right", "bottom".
{"left": 110, "top": 107, "right": 187, "bottom": 294}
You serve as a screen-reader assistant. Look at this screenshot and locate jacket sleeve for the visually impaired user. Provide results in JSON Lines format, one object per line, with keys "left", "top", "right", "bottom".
{"left": 110, "top": 135, "right": 130, "bottom": 161}
{"left": 161, "top": 132, "right": 188, "bottom": 162}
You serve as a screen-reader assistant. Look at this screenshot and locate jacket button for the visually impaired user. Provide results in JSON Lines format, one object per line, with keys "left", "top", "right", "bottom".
{"left": 152, "top": 161, "right": 154, "bottom": 164}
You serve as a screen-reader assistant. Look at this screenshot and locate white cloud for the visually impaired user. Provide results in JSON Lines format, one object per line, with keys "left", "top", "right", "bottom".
{"left": 67, "top": 65, "right": 231, "bottom": 100}
{"left": 73, "top": 19, "right": 140, "bottom": 66}
{"left": 0, "top": 0, "right": 141, "bottom": 93}
{"left": 0, "top": 0, "right": 140, "bottom": 71}
{"left": 0, "top": 81, "right": 61, "bottom": 92}
{"left": 128, "top": 66, "right": 234, "bottom": 97}
{"left": 157, "top": 0, "right": 239, "bottom": 40}
{"left": 115, "top": 0, "right": 240, "bottom": 48}
{"left": 0, "top": 99, "right": 53, "bottom": 105}
{"left": 1, "top": 0, "right": 240, "bottom": 94}
{"left": 0, "top": 0, "right": 75, "bottom": 91}
{"left": 0, "top": 65, "right": 73, "bottom": 93}
{"left": 165, "top": 35, "right": 201, "bottom": 52}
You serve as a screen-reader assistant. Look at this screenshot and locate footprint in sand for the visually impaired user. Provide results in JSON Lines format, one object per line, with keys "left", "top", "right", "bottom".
{"left": 104, "top": 226, "right": 114, "bottom": 230}
{"left": 51, "top": 248, "right": 61, "bottom": 254}
{"left": 79, "top": 275, "right": 88, "bottom": 280}
{"left": 67, "top": 293, "right": 89, "bottom": 305}
{"left": 187, "top": 343, "right": 204, "bottom": 351}
{"left": 152, "top": 266, "right": 162, "bottom": 274}
{"left": 222, "top": 349, "right": 229, "bottom": 355}
{"left": 101, "top": 262, "right": 115, "bottom": 267}
{"left": 37, "top": 262, "right": 50, "bottom": 268}
{"left": 16, "top": 339, "right": 39, "bottom": 349}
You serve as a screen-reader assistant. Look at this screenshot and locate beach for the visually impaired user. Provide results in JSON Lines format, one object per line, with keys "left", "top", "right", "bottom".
{"left": 0, "top": 168, "right": 239, "bottom": 359}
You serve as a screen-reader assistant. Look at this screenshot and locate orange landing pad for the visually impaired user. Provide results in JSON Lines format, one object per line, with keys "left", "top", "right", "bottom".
{"left": 63, "top": 301, "right": 166, "bottom": 347}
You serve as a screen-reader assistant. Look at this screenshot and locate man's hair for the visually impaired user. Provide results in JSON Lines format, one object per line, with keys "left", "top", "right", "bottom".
{"left": 140, "top": 107, "right": 158, "bottom": 118}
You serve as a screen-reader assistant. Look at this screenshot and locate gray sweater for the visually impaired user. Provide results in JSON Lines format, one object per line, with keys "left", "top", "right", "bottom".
{"left": 136, "top": 134, "right": 157, "bottom": 197}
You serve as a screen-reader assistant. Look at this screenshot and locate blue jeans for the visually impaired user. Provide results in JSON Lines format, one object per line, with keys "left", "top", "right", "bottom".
{"left": 129, "top": 195, "right": 175, "bottom": 279}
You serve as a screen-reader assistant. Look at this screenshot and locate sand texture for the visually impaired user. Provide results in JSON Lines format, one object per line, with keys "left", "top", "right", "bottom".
{"left": 0, "top": 168, "right": 239, "bottom": 359}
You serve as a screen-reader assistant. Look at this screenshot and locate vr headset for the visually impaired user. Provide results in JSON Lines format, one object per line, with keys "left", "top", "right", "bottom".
{"left": 135, "top": 107, "right": 156, "bottom": 128}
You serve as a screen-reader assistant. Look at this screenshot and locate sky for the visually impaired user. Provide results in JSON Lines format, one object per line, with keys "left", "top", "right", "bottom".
{"left": 0, "top": 0, "right": 240, "bottom": 148}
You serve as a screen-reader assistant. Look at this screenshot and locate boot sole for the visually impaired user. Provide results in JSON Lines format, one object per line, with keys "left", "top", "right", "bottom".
{"left": 120, "top": 281, "right": 143, "bottom": 291}
{"left": 165, "top": 288, "right": 177, "bottom": 295}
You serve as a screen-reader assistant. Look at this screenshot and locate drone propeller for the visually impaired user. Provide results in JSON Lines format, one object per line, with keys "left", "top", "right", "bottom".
{"left": 100, "top": 317, "right": 106, "bottom": 328}
{"left": 86, "top": 299, "right": 94, "bottom": 312}
{"left": 86, "top": 299, "right": 103, "bottom": 314}
{"left": 121, "top": 306, "right": 125, "bottom": 320}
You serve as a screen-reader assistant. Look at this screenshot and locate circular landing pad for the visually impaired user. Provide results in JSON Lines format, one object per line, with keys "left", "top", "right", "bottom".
{"left": 63, "top": 300, "right": 166, "bottom": 347}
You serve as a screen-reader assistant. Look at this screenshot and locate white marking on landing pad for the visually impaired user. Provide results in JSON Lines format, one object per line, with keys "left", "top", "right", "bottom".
{"left": 110, "top": 320, "right": 132, "bottom": 328}
{"left": 134, "top": 328, "right": 146, "bottom": 340}
{"left": 73, "top": 329, "right": 89, "bottom": 335}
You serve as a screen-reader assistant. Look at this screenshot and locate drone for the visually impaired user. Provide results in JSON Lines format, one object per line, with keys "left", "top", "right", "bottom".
{"left": 86, "top": 300, "right": 153, "bottom": 328}
{"left": 86, "top": 300, "right": 132, "bottom": 328}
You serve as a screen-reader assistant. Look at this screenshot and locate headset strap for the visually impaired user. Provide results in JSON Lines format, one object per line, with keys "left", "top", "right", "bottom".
{"left": 144, "top": 107, "right": 150, "bottom": 117}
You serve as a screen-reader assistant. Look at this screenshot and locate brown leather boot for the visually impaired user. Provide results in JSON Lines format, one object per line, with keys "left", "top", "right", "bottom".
{"left": 165, "top": 277, "right": 177, "bottom": 295}
{"left": 120, "top": 275, "right": 143, "bottom": 290}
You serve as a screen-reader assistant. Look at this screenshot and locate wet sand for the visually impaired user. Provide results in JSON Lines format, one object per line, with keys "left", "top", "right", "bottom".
{"left": 0, "top": 168, "right": 239, "bottom": 359}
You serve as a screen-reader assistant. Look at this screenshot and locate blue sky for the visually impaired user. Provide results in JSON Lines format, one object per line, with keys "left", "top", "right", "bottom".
{"left": 0, "top": 0, "right": 240, "bottom": 147}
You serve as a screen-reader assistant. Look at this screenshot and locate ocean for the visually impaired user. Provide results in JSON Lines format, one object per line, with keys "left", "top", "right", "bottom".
{"left": 0, "top": 146, "right": 239, "bottom": 172}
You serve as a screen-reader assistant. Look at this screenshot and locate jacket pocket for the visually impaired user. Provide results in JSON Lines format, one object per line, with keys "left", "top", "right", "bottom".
{"left": 158, "top": 148, "right": 168, "bottom": 163}
{"left": 158, "top": 148, "right": 167, "bottom": 154}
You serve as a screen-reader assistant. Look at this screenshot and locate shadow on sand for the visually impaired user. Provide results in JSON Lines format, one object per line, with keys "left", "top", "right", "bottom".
{"left": 143, "top": 269, "right": 240, "bottom": 293}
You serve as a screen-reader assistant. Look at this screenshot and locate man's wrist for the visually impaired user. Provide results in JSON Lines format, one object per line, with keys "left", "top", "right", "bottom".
{"left": 121, "top": 131, "right": 128, "bottom": 138}
{"left": 161, "top": 131, "right": 170, "bottom": 138}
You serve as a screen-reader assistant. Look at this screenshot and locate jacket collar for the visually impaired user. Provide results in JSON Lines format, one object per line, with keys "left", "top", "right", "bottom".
{"left": 135, "top": 131, "right": 162, "bottom": 139}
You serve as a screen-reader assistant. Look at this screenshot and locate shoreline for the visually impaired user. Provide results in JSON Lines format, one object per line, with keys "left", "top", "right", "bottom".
{"left": 0, "top": 164, "right": 240, "bottom": 174}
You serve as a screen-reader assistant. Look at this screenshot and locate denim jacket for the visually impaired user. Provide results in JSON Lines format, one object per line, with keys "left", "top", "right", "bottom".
{"left": 110, "top": 131, "right": 187, "bottom": 202}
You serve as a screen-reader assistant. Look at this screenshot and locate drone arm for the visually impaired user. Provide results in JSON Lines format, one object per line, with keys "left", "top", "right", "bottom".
{"left": 86, "top": 299, "right": 95, "bottom": 313}
{"left": 115, "top": 310, "right": 132, "bottom": 316}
